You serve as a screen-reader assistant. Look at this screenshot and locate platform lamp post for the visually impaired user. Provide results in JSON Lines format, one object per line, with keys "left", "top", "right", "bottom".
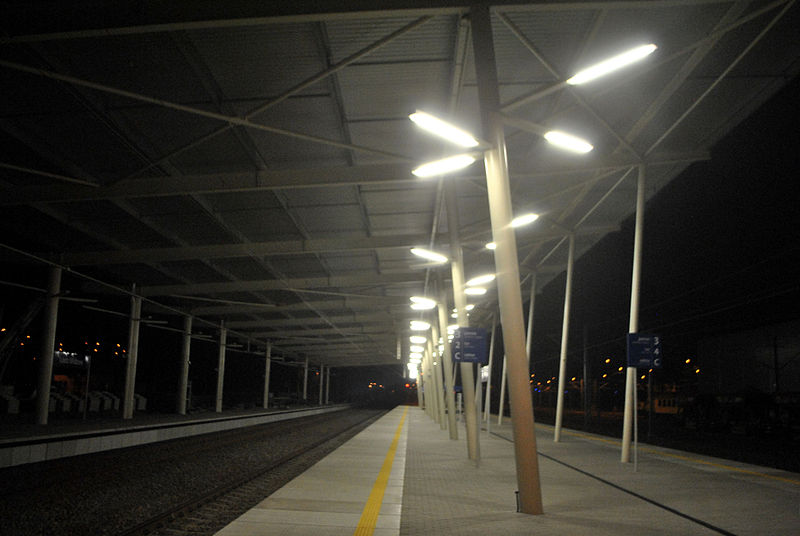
{"left": 411, "top": 9, "right": 658, "bottom": 507}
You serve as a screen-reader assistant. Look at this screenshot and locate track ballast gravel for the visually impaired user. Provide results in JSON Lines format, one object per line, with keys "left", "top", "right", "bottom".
{"left": 0, "top": 408, "right": 385, "bottom": 536}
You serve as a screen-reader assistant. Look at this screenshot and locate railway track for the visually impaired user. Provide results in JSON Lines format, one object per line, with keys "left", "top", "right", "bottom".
{"left": 0, "top": 408, "right": 387, "bottom": 536}
{"left": 121, "top": 408, "right": 386, "bottom": 536}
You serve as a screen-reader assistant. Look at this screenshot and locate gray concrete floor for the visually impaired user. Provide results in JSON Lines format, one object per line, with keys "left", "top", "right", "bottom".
{"left": 401, "top": 407, "right": 799, "bottom": 535}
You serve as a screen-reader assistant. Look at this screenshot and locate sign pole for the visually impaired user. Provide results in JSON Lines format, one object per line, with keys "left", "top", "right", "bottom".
{"left": 622, "top": 165, "right": 646, "bottom": 463}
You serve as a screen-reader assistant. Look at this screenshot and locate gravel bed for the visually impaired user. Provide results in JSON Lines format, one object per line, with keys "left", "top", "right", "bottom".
{"left": 0, "top": 408, "right": 385, "bottom": 536}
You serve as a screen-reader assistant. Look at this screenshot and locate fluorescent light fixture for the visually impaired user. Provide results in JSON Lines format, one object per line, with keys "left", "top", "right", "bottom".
{"left": 409, "top": 335, "right": 427, "bottom": 344}
{"left": 511, "top": 213, "right": 540, "bottom": 228}
{"left": 410, "top": 320, "right": 431, "bottom": 331}
{"left": 409, "top": 352, "right": 423, "bottom": 359}
{"left": 466, "top": 273, "right": 495, "bottom": 286}
{"left": 410, "top": 247, "right": 448, "bottom": 264}
{"left": 464, "top": 287, "right": 487, "bottom": 296}
{"left": 412, "top": 154, "right": 477, "bottom": 178}
{"left": 485, "top": 242, "right": 497, "bottom": 250}
{"left": 409, "top": 111, "right": 480, "bottom": 148}
{"left": 409, "top": 345, "right": 425, "bottom": 353}
{"left": 544, "top": 130, "right": 593, "bottom": 154}
{"left": 410, "top": 296, "right": 437, "bottom": 310}
{"left": 465, "top": 304, "right": 475, "bottom": 311}
{"left": 451, "top": 312, "right": 458, "bottom": 318}
{"left": 567, "top": 44, "right": 657, "bottom": 85}
{"left": 447, "top": 324, "right": 458, "bottom": 333}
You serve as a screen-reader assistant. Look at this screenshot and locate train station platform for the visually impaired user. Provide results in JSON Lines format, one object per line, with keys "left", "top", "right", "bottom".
{"left": 0, "top": 404, "right": 347, "bottom": 468}
{"left": 216, "top": 405, "right": 799, "bottom": 536}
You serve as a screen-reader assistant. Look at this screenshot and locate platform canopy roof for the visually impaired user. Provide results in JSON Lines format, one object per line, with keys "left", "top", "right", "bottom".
{"left": 1, "top": 1, "right": 798, "bottom": 366}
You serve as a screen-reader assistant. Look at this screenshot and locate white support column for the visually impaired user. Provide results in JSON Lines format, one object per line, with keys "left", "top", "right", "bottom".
{"left": 302, "top": 356, "right": 309, "bottom": 400}
{"left": 622, "top": 165, "right": 646, "bottom": 463}
{"left": 215, "top": 323, "right": 226, "bottom": 413}
{"left": 484, "top": 314, "right": 497, "bottom": 423}
{"left": 35, "top": 266, "right": 61, "bottom": 425}
{"left": 445, "top": 177, "right": 480, "bottom": 462}
{"left": 123, "top": 288, "right": 142, "bottom": 419}
{"left": 471, "top": 4, "right": 543, "bottom": 513}
{"left": 318, "top": 364, "right": 324, "bottom": 405}
{"left": 325, "top": 366, "right": 331, "bottom": 404}
{"left": 425, "top": 342, "right": 440, "bottom": 422}
{"left": 263, "top": 341, "right": 272, "bottom": 409}
{"left": 554, "top": 234, "right": 576, "bottom": 442}
{"left": 421, "top": 351, "right": 431, "bottom": 417}
{"left": 526, "top": 273, "right": 537, "bottom": 363}
{"left": 498, "top": 354, "right": 507, "bottom": 425}
{"left": 177, "top": 315, "right": 192, "bottom": 415}
{"left": 431, "top": 323, "right": 447, "bottom": 429}
{"left": 415, "top": 364, "right": 423, "bottom": 408}
{"left": 437, "top": 275, "right": 458, "bottom": 439}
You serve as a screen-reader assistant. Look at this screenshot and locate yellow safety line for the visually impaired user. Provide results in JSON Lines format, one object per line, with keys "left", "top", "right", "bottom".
{"left": 353, "top": 406, "right": 408, "bottom": 536}
{"left": 548, "top": 426, "right": 800, "bottom": 486}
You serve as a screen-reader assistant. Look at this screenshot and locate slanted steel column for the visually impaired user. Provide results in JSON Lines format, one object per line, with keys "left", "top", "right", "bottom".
{"left": 215, "top": 322, "right": 226, "bottom": 413}
{"left": 300, "top": 357, "right": 308, "bottom": 400}
{"left": 484, "top": 314, "right": 497, "bottom": 423}
{"left": 263, "top": 341, "right": 272, "bottom": 409}
{"left": 325, "top": 366, "right": 331, "bottom": 404}
{"left": 415, "top": 364, "right": 423, "bottom": 408}
{"left": 318, "top": 364, "right": 324, "bottom": 405}
{"left": 554, "top": 234, "right": 576, "bottom": 442}
{"left": 123, "top": 287, "right": 142, "bottom": 419}
{"left": 437, "top": 274, "right": 458, "bottom": 439}
{"left": 177, "top": 315, "right": 192, "bottom": 415}
{"left": 497, "top": 355, "right": 507, "bottom": 425}
{"left": 445, "top": 177, "right": 480, "bottom": 461}
{"left": 431, "top": 322, "right": 447, "bottom": 429}
{"left": 622, "top": 165, "right": 646, "bottom": 462}
{"left": 35, "top": 266, "right": 61, "bottom": 425}
{"left": 503, "top": 274, "right": 535, "bottom": 427}
{"left": 526, "top": 273, "right": 537, "bottom": 362}
{"left": 424, "top": 342, "right": 440, "bottom": 422}
{"left": 471, "top": 4, "right": 543, "bottom": 513}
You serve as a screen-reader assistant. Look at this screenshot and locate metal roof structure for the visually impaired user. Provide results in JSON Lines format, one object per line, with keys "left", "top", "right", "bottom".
{"left": 2, "top": 1, "right": 799, "bottom": 367}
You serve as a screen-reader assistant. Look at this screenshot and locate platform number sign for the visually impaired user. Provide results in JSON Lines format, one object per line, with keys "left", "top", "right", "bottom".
{"left": 451, "top": 327, "right": 488, "bottom": 364}
{"left": 626, "top": 333, "right": 662, "bottom": 369}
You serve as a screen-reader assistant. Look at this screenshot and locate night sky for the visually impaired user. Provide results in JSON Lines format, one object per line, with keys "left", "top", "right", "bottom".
{"left": 528, "top": 73, "right": 800, "bottom": 392}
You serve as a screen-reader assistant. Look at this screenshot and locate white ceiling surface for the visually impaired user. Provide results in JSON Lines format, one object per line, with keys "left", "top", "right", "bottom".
{"left": 1, "top": 1, "right": 798, "bottom": 366}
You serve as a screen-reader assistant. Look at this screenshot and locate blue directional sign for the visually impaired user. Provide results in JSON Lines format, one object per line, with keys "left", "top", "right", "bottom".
{"left": 627, "top": 333, "right": 662, "bottom": 369}
{"left": 451, "top": 327, "right": 488, "bottom": 364}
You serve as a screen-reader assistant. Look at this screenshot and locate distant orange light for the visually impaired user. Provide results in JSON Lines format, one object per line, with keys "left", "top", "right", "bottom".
{"left": 602, "top": 373, "right": 608, "bottom": 378}
{"left": 405, "top": 383, "right": 410, "bottom": 388}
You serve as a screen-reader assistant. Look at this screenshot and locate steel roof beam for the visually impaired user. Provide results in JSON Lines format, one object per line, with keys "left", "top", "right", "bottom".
{"left": 140, "top": 271, "right": 424, "bottom": 297}
{"left": 226, "top": 313, "right": 392, "bottom": 329}
{"left": 62, "top": 233, "right": 443, "bottom": 266}
{"left": 1, "top": 152, "right": 707, "bottom": 207}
